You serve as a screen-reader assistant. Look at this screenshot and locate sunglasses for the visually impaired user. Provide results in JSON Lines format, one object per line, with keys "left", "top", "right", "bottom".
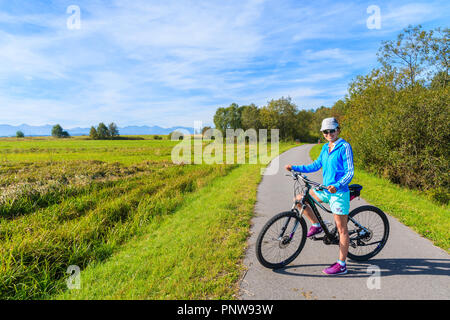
{"left": 322, "top": 129, "right": 336, "bottom": 135}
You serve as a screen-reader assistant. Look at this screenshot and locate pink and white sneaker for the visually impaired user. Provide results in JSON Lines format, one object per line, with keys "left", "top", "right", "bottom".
{"left": 306, "top": 225, "right": 323, "bottom": 237}
{"left": 322, "top": 262, "right": 347, "bottom": 275}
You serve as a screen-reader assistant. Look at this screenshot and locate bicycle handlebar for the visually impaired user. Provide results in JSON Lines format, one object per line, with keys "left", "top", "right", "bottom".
{"left": 287, "top": 169, "right": 328, "bottom": 191}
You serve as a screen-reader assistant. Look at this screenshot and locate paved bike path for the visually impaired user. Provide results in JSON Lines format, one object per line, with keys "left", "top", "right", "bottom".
{"left": 239, "top": 144, "right": 450, "bottom": 300}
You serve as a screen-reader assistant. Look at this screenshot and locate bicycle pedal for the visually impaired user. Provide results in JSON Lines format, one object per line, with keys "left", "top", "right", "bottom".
{"left": 310, "top": 236, "right": 324, "bottom": 241}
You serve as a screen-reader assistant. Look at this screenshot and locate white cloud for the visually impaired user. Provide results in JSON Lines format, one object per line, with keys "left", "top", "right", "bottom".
{"left": 382, "top": 2, "right": 447, "bottom": 30}
{"left": 0, "top": 0, "right": 448, "bottom": 127}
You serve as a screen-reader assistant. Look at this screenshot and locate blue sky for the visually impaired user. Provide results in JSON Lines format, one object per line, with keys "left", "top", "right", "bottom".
{"left": 0, "top": 0, "right": 448, "bottom": 128}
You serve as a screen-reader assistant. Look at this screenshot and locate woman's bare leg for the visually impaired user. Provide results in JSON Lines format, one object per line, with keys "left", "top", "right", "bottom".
{"left": 334, "top": 214, "right": 349, "bottom": 261}
{"left": 295, "top": 189, "right": 322, "bottom": 224}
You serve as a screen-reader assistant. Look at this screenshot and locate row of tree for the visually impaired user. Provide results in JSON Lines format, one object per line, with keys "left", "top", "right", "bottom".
{"left": 46, "top": 123, "right": 120, "bottom": 139}
{"left": 14, "top": 124, "right": 71, "bottom": 138}
{"left": 89, "top": 122, "right": 120, "bottom": 139}
{"left": 213, "top": 99, "right": 336, "bottom": 142}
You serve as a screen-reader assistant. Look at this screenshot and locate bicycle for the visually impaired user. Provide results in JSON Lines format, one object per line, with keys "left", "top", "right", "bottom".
{"left": 255, "top": 170, "right": 390, "bottom": 269}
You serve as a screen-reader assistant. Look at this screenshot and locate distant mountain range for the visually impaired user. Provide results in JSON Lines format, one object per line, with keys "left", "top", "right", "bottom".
{"left": 0, "top": 124, "right": 195, "bottom": 137}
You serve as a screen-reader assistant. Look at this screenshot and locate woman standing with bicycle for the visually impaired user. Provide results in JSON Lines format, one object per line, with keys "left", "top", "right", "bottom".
{"left": 285, "top": 117, "right": 354, "bottom": 275}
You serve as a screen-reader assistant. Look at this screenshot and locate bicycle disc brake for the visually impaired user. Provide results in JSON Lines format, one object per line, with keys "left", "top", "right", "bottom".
{"left": 350, "top": 227, "right": 373, "bottom": 247}
{"left": 278, "top": 235, "right": 292, "bottom": 248}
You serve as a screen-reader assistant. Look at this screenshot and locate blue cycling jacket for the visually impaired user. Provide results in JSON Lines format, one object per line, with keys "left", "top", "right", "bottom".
{"left": 292, "top": 138, "right": 354, "bottom": 193}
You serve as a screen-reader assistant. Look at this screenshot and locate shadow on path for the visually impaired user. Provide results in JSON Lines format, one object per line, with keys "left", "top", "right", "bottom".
{"left": 273, "top": 258, "right": 450, "bottom": 278}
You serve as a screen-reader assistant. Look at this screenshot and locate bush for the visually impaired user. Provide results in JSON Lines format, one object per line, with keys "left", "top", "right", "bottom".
{"left": 342, "top": 70, "right": 449, "bottom": 204}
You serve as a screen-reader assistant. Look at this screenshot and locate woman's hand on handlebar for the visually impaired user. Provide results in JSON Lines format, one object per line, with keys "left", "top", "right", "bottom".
{"left": 326, "top": 185, "right": 337, "bottom": 194}
{"left": 285, "top": 164, "right": 292, "bottom": 171}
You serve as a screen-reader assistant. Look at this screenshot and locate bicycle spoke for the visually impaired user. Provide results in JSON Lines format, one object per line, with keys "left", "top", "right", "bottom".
{"left": 347, "top": 206, "right": 389, "bottom": 260}
{"left": 257, "top": 212, "right": 307, "bottom": 268}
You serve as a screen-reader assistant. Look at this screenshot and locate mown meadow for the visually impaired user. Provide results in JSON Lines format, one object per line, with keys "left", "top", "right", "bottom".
{"left": 0, "top": 135, "right": 297, "bottom": 299}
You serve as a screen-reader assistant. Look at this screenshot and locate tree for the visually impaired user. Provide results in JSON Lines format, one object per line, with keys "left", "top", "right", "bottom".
{"left": 213, "top": 107, "right": 227, "bottom": 135}
{"left": 296, "top": 109, "right": 314, "bottom": 142}
{"left": 376, "top": 25, "right": 449, "bottom": 87}
{"left": 61, "top": 130, "right": 70, "bottom": 138}
{"left": 430, "top": 71, "right": 449, "bottom": 89}
{"left": 51, "top": 124, "right": 70, "bottom": 138}
{"left": 213, "top": 103, "right": 245, "bottom": 135}
{"left": 16, "top": 131, "right": 24, "bottom": 138}
{"left": 169, "top": 130, "right": 185, "bottom": 140}
{"left": 428, "top": 27, "right": 450, "bottom": 87}
{"left": 51, "top": 124, "right": 63, "bottom": 138}
{"left": 241, "top": 104, "right": 261, "bottom": 131}
{"left": 89, "top": 126, "right": 98, "bottom": 139}
{"left": 260, "top": 97, "right": 299, "bottom": 141}
{"left": 377, "top": 25, "right": 429, "bottom": 86}
{"left": 201, "top": 126, "right": 212, "bottom": 136}
{"left": 96, "top": 122, "right": 109, "bottom": 139}
{"left": 225, "top": 103, "right": 243, "bottom": 130}
{"left": 108, "top": 122, "right": 119, "bottom": 138}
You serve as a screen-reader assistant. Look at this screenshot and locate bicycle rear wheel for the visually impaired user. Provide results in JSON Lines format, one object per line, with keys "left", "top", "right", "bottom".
{"left": 347, "top": 205, "right": 389, "bottom": 261}
{"left": 255, "top": 211, "right": 307, "bottom": 269}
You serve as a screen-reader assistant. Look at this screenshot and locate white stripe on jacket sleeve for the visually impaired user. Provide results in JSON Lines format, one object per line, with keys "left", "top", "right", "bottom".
{"left": 337, "top": 143, "right": 354, "bottom": 188}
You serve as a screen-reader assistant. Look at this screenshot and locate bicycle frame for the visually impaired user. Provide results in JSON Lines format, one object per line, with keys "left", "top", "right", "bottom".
{"left": 295, "top": 186, "right": 338, "bottom": 243}
{"left": 286, "top": 171, "right": 369, "bottom": 244}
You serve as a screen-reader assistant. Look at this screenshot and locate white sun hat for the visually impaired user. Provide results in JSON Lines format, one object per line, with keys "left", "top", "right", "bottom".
{"left": 320, "top": 117, "right": 339, "bottom": 131}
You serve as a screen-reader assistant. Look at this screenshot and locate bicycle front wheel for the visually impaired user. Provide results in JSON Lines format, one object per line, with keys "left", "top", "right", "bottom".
{"left": 347, "top": 205, "right": 389, "bottom": 261}
{"left": 255, "top": 211, "right": 307, "bottom": 269}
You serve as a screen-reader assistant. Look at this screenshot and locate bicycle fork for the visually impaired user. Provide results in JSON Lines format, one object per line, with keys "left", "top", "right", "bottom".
{"left": 278, "top": 206, "right": 304, "bottom": 241}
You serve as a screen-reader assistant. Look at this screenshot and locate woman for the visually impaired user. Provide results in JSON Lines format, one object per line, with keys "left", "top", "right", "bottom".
{"left": 285, "top": 117, "right": 354, "bottom": 275}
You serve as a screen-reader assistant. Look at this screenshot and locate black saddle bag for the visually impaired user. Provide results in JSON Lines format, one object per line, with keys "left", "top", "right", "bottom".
{"left": 349, "top": 184, "right": 363, "bottom": 200}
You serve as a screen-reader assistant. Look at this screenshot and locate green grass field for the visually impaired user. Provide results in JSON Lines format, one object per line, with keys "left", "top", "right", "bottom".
{"left": 0, "top": 135, "right": 297, "bottom": 299}
{"left": 0, "top": 135, "right": 181, "bottom": 164}
{"left": 310, "top": 144, "right": 450, "bottom": 253}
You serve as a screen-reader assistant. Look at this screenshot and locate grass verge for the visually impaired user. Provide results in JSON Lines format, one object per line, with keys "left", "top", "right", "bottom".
{"left": 56, "top": 164, "right": 258, "bottom": 299}
{"left": 55, "top": 142, "right": 298, "bottom": 299}
{"left": 310, "top": 144, "right": 449, "bottom": 252}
